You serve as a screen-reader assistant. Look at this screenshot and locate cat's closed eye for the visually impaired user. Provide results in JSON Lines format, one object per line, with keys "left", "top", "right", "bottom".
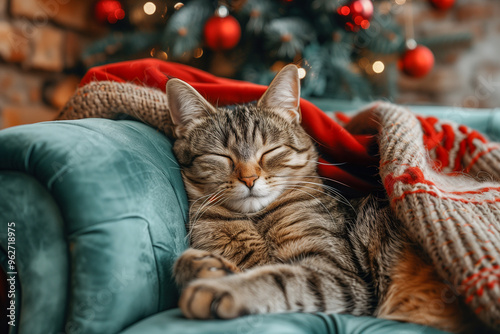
{"left": 193, "top": 154, "right": 233, "bottom": 178}
{"left": 260, "top": 146, "right": 289, "bottom": 168}
{"left": 197, "top": 154, "right": 234, "bottom": 167}
{"left": 261, "top": 146, "right": 307, "bottom": 170}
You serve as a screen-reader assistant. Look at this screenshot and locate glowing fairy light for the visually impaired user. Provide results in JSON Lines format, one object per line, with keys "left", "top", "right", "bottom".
{"left": 372, "top": 61, "right": 385, "bottom": 74}
{"left": 150, "top": 48, "right": 168, "bottom": 60}
{"left": 143, "top": 2, "right": 156, "bottom": 15}
{"left": 193, "top": 48, "right": 204, "bottom": 58}
{"left": 156, "top": 50, "right": 168, "bottom": 60}
{"left": 298, "top": 67, "right": 307, "bottom": 79}
{"left": 174, "top": 2, "right": 184, "bottom": 10}
{"left": 216, "top": 5, "right": 229, "bottom": 17}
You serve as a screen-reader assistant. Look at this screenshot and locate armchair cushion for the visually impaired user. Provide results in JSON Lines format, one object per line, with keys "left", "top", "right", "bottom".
{"left": 120, "top": 308, "right": 447, "bottom": 334}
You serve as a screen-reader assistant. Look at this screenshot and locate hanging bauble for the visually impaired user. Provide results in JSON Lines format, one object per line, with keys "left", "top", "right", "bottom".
{"left": 337, "top": 0, "right": 374, "bottom": 32}
{"left": 399, "top": 44, "right": 434, "bottom": 78}
{"left": 94, "top": 0, "right": 125, "bottom": 24}
{"left": 429, "top": 0, "right": 455, "bottom": 10}
{"left": 204, "top": 6, "right": 241, "bottom": 51}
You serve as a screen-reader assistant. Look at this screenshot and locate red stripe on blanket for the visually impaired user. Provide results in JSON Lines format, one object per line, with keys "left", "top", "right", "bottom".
{"left": 391, "top": 188, "right": 500, "bottom": 205}
{"left": 385, "top": 167, "right": 500, "bottom": 199}
{"left": 475, "top": 255, "right": 497, "bottom": 268}
{"left": 464, "top": 273, "right": 500, "bottom": 299}
{"left": 442, "top": 124, "right": 455, "bottom": 151}
{"left": 418, "top": 116, "right": 443, "bottom": 151}
{"left": 454, "top": 139, "right": 468, "bottom": 172}
{"left": 465, "top": 146, "right": 500, "bottom": 173}
{"left": 467, "top": 131, "right": 487, "bottom": 155}
{"left": 384, "top": 167, "right": 433, "bottom": 197}
{"left": 417, "top": 116, "right": 492, "bottom": 172}
{"left": 465, "top": 278, "right": 500, "bottom": 305}
{"left": 462, "top": 265, "right": 500, "bottom": 285}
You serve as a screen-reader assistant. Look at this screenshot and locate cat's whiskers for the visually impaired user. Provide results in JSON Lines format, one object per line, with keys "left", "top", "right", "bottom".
{"left": 293, "top": 180, "right": 352, "bottom": 205}
{"left": 279, "top": 186, "right": 337, "bottom": 224}
{"left": 274, "top": 174, "right": 351, "bottom": 189}
{"left": 303, "top": 159, "right": 346, "bottom": 167}
{"left": 189, "top": 188, "right": 228, "bottom": 228}
{"left": 272, "top": 179, "right": 355, "bottom": 213}
{"left": 189, "top": 190, "right": 222, "bottom": 206}
{"left": 188, "top": 195, "right": 231, "bottom": 240}
{"left": 189, "top": 188, "right": 232, "bottom": 231}
{"left": 277, "top": 182, "right": 344, "bottom": 206}
{"left": 271, "top": 176, "right": 344, "bottom": 198}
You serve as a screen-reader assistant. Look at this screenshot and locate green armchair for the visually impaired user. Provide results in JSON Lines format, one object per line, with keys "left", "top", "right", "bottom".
{"left": 3, "top": 109, "right": 491, "bottom": 333}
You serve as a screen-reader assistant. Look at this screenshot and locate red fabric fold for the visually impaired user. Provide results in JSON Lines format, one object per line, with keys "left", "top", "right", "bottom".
{"left": 80, "top": 59, "right": 378, "bottom": 196}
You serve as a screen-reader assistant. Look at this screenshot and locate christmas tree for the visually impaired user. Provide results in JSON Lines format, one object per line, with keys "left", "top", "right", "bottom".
{"left": 85, "top": 0, "right": 470, "bottom": 102}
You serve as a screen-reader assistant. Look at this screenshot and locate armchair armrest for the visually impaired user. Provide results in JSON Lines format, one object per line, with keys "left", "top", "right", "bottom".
{"left": 0, "top": 119, "right": 189, "bottom": 334}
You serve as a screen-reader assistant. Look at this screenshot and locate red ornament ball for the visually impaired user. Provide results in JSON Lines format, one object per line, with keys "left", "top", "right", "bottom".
{"left": 204, "top": 15, "right": 241, "bottom": 51}
{"left": 94, "top": 0, "right": 125, "bottom": 24}
{"left": 399, "top": 45, "right": 435, "bottom": 78}
{"left": 337, "top": 0, "right": 374, "bottom": 32}
{"left": 429, "top": 0, "right": 455, "bottom": 10}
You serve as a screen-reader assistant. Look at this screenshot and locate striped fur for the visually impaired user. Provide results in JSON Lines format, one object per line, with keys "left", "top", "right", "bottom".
{"left": 169, "top": 65, "right": 477, "bottom": 332}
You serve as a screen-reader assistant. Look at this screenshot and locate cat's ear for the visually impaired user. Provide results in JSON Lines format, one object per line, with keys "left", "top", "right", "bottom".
{"left": 257, "top": 64, "right": 301, "bottom": 124}
{"left": 166, "top": 78, "right": 217, "bottom": 136}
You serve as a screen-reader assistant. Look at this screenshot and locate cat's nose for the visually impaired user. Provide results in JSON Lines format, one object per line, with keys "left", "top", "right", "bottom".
{"left": 239, "top": 175, "right": 259, "bottom": 189}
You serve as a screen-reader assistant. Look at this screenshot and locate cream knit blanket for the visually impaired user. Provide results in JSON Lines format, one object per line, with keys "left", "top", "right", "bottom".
{"left": 58, "top": 81, "right": 500, "bottom": 330}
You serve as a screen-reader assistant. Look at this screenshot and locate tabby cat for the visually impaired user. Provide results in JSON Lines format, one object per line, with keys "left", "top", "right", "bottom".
{"left": 167, "top": 65, "right": 476, "bottom": 333}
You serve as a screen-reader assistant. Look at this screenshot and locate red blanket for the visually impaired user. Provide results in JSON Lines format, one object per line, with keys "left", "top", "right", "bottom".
{"left": 79, "top": 59, "right": 378, "bottom": 196}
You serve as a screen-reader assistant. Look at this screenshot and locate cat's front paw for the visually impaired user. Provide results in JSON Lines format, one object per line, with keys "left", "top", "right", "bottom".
{"left": 173, "top": 248, "right": 239, "bottom": 287}
{"left": 179, "top": 279, "right": 247, "bottom": 319}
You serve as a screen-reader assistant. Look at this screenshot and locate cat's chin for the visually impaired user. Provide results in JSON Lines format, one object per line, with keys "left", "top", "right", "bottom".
{"left": 226, "top": 194, "right": 279, "bottom": 214}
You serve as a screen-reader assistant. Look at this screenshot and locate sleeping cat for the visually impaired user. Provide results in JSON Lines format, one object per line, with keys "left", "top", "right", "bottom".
{"left": 167, "top": 65, "right": 478, "bottom": 333}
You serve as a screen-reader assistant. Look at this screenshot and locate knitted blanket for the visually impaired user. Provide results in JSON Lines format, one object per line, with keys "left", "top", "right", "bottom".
{"left": 57, "top": 59, "right": 500, "bottom": 330}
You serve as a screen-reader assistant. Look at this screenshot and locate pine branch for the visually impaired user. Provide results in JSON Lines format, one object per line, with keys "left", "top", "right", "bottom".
{"left": 162, "top": 0, "right": 213, "bottom": 58}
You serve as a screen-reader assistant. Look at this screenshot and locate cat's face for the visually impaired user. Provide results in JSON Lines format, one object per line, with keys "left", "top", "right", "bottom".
{"left": 167, "top": 65, "right": 317, "bottom": 214}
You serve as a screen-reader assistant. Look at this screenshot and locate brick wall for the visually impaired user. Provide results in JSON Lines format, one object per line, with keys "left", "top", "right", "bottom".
{"left": 0, "top": 0, "right": 499, "bottom": 129}
{"left": 0, "top": 0, "right": 99, "bottom": 128}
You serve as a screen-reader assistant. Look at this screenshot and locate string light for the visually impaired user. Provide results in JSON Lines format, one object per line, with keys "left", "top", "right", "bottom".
{"left": 406, "top": 38, "right": 417, "bottom": 50}
{"left": 298, "top": 68, "right": 307, "bottom": 79}
{"left": 143, "top": 2, "right": 156, "bottom": 15}
{"left": 150, "top": 48, "right": 168, "bottom": 60}
{"left": 193, "top": 48, "right": 204, "bottom": 58}
{"left": 372, "top": 61, "right": 385, "bottom": 74}
{"left": 174, "top": 2, "right": 184, "bottom": 10}
{"left": 216, "top": 5, "right": 229, "bottom": 18}
{"left": 157, "top": 50, "right": 168, "bottom": 60}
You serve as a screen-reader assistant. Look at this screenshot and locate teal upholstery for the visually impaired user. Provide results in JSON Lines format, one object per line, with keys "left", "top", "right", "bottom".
{"left": 121, "top": 308, "right": 446, "bottom": 334}
{"left": 1, "top": 109, "right": 486, "bottom": 333}
{"left": 0, "top": 119, "right": 188, "bottom": 334}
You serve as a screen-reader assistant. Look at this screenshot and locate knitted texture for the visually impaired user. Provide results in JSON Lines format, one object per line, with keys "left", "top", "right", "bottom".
{"left": 374, "top": 102, "right": 500, "bottom": 330}
{"left": 57, "top": 81, "right": 175, "bottom": 138}
{"left": 58, "top": 82, "right": 500, "bottom": 329}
